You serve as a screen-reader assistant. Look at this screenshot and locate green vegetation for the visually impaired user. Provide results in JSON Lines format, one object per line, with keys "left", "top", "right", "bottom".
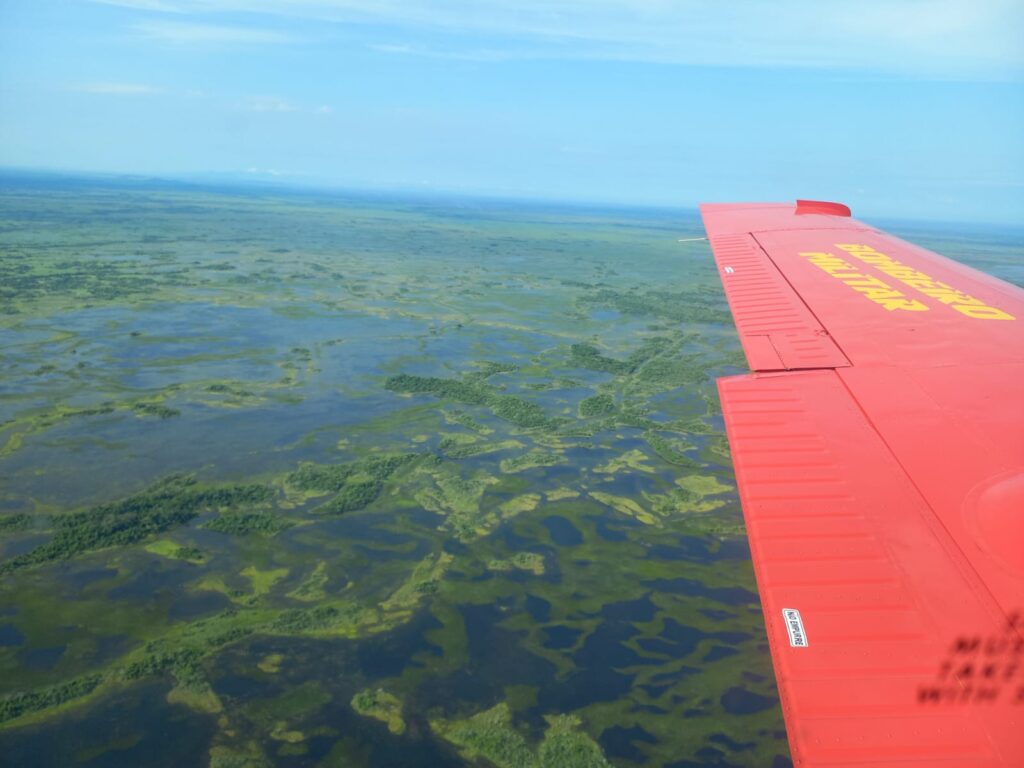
{"left": 0, "top": 675, "right": 103, "bottom": 725}
{"left": 384, "top": 374, "right": 491, "bottom": 406}
{"left": 316, "top": 478, "right": 381, "bottom": 515}
{"left": 578, "top": 286, "right": 731, "bottom": 325}
{"left": 594, "top": 449, "right": 656, "bottom": 474}
{"left": 242, "top": 566, "right": 289, "bottom": 596}
{"left": 350, "top": 688, "right": 405, "bottom": 735}
{"left": 431, "top": 703, "right": 535, "bottom": 768}
{"left": 385, "top": 374, "right": 560, "bottom": 430}
{"left": 288, "top": 561, "right": 329, "bottom": 602}
{"left": 589, "top": 491, "right": 659, "bottom": 525}
{"left": 0, "top": 513, "right": 31, "bottom": 533}
{"left": 288, "top": 454, "right": 415, "bottom": 494}
{"left": 257, "top": 654, "right": 284, "bottom": 674}
{"left": 569, "top": 338, "right": 671, "bottom": 377}
{"left": 415, "top": 462, "right": 498, "bottom": 541}
{"left": 144, "top": 539, "right": 206, "bottom": 563}
{"left": 287, "top": 453, "right": 417, "bottom": 514}
{"left": 468, "top": 361, "right": 519, "bottom": 380}
{"left": 131, "top": 402, "right": 180, "bottom": 419}
{"left": 569, "top": 343, "right": 632, "bottom": 375}
{"left": 645, "top": 431, "right": 699, "bottom": 467}
{"left": 202, "top": 512, "right": 295, "bottom": 536}
{"left": 500, "top": 449, "right": 563, "bottom": 474}
{"left": 490, "top": 396, "right": 557, "bottom": 429}
{"left": 488, "top": 552, "right": 545, "bottom": 575}
{"left": 0, "top": 477, "right": 275, "bottom": 574}
{"left": 537, "top": 714, "right": 613, "bottom": 768}
{"left": 578, "top": 393, "right": 615, "bottom": 417}
{"left": 431, "top": 703, "right": 612, "bottom": 768}
{"left": 174, "top": 545, "right": 205, "bottom": 562}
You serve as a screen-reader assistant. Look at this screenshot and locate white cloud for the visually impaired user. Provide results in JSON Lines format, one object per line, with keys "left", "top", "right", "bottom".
{"left": 133, "top": 20, "right": 297, "bottom": 45}
{"left": 71, "top": 82, "right": 163, "bottom": 95}
{"left": 314, "top": 105, "right": 333, "bottom": 114}
{"left": 99, "top": 0, "right": 1023, "bottom": 77}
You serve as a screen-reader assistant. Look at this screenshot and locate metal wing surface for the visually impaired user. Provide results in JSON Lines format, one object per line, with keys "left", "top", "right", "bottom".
{"left": 701, "top": 200, "right": 1023, "bottom": 767}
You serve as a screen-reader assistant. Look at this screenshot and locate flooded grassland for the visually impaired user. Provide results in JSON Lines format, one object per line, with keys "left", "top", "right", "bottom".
{"left": 3, "top": 176, "right": 1018, "bottom": 767}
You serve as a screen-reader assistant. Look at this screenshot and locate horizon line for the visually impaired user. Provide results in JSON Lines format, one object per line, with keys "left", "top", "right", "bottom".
{"left": 2, "top": 164, "right": 1023, "bottom": 233}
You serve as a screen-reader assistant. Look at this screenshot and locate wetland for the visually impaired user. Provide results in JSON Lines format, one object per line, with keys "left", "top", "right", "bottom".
{"left": 2, "top": 172, "right": 1019, "bottom": 767}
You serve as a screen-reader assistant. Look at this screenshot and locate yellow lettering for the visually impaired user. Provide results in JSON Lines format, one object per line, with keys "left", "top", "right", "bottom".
{"left": 880, "top": 298, "right": 930, "bottom": 312}
{"left": 952, "top": 304, "right": 1015, "bottom": 321}
{"left": 837, "top": 244, "right": 1015, "bottom": 321}
{"left": 800, "top": 250, "right": 929, "bottom": 312}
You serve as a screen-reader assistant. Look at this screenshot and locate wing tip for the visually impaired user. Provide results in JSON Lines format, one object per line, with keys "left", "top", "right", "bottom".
{"left": 794, "top": 199, "right": 851, "bottom": 217}
{"left": 698, "top": 200, "right": 852, "bottom": 218}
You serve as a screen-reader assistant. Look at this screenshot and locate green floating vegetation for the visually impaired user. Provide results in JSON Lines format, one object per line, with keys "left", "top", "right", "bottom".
{"left": 0, "top": 476, "right": 275, "bottom": 574}
{"left": 634, "top": 356, "right": 706, "bottom": 387}
{"left": 288, "top": 453, "right": 416, "bottom": 495}
{"left": 287, "top": 561, "right": 329, "bottom": 602}
{"left": 257, "top": 653, "right": 284, "bottom": 674}
{"left": 385, "top": 374, "right": 561, "bottom": 430}
{"left": 431, "top": 703, "right": 535, "bottom": 768}
{"left": 589, "top": 491, "right": 659, "bottom": 526}
{"left": 316, "top": 478, "right": 381, "bottom": 515}
{"left": 242, "top": 566, "right": 289, "bottom": 596}
{"left": 0, "top": 513, "right": 31, "bottom": 534}
{"left": 202, "top": 511, "right": 295, "bottom": 536}
{"left": 675, "top": 473, "right": 733, "bottom": 497}
{"left": 415, "top": 463, "right": 498, "bottom": 541}
{"left": 635, "top": 473, "right": 741, "bottom": 535}
{"left": 487, "top": 552, "right": 545, "bottom": 576}
{"left": 569, "top": 337, "right": 671, "bottom": 377}
{"left": 131, "top": 402, "right": 180, "bottom": 419}
{"left": 288, "top": 453, "right": 418, "bottom": 515}
{"left": 209, "top": 743, "right": 271, "bottom": 768}
{"left": 443, "top": 409, "right": 493, "bottom": 435}
{"left": 384, "top": 373, "right": 490, "bottom": 406}
{"left": 442, "top": 438, "right": 522, "bottom": 460}
{"left": 645, "top": 431, "right": 699, "bottom": 467}
{"left": 249, "top": 680, "right": 331, "bottom": 724}
{"left": 467, "top": 361, "right": 519, "bottom": 381}
{"left": 438, "top": 432, "right": 479, "bottom": 452}
{"left": 0, "top": 674, "right": 103, "bottom": 725}
{"left": 537, "top": 714, "right": 613, "bottom": 768}
{"left": 546, "top": 488, "right": 580, "bottom": 502}
{"left": 416, "top": 455, "right": 541, "bottom": 541}
{"left": 578, "top": 286, "right": 731, "bottom": 325}
{"left": 569, "top": 343, "right": 632, "bottom": 375}
{"left": 490, "top": 396, "right": 556, "bottom": 429}
{"left": 594, "top": 448, "right": 656, "bottom": 474}
{"left": 144, "top": 539, "right": 207, "bottom": 563}
{"left": 500, "top": 449, "right": 563, "bottom": 474}
{"left": 578, "top": 393, "right": 615, "bottom": 418}
{"left": 431, "top": 703, "right": 612, "bottom": 768}
{"left": 350, "top": 688, "right": 405, "bottom": 735}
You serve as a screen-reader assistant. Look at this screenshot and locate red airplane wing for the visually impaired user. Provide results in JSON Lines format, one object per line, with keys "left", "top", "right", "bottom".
{"left": 701, "top": 201, "right": 1024, "bottom": 767}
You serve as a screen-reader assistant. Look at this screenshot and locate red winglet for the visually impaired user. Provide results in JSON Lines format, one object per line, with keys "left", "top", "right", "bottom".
{"left": 795, "top": 199, "right": 851, "bottom": 217}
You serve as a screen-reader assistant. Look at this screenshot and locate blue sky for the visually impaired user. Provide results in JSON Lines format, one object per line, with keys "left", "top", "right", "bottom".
{"left": 1, "top": 1, "right": 1022, "bottom": 222}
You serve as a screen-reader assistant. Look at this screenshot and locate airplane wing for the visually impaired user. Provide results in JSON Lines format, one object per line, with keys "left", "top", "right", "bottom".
{"left": 701, "top": 201, "right": 1023, "bottom": 767}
